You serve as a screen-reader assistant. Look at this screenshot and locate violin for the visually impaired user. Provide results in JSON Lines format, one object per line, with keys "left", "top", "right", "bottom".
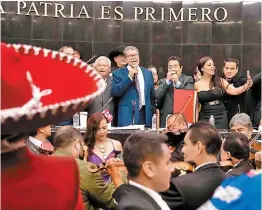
{"left": 249, "top": 130, "right": 261, "bottom": 160}
{"left": 88, "top": 161, "right": 126, "bottom": 173}
{"left": 219, "top": 159, "right": 234, "bottom": 172}
{"left": 170, "top": 161, "right": 195, "bottom": 173}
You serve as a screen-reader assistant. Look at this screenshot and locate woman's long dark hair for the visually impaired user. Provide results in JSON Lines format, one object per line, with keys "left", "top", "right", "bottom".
{"left": 83, "top": 112, "right": 106, "bottom": 151}
{"left": 198, "top": 56, "right": 222, "bottom": 89}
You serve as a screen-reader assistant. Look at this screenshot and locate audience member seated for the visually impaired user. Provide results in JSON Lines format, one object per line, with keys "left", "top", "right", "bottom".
{"left": 220, "top": 132, "right": 254, "bottom": 177}
{"left": 156, "top": 56, "right": 194, "bottom": 128}
{"left": 53, "top": 126, "right": 123, "bottom": 210}
{"left": 160, "top": 121, "right": 226, "bottom": 210}
{"left": 27, "top": 125, "right": 54, "bottom": 155}
{"left": 84, "top": 112, "right": 123, "bottom": 183}
{"left": 113, "top": 131, "right": 172, "bottom": 210}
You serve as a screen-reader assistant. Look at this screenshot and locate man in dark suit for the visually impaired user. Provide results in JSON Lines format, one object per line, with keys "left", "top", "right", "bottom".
{"left": 222, "top": 58, "right": 249, "bottom": 123}
{"left": 111, "top": 46, "right": 155, "bottom": 127}
{"left": 220, "top": 132, "right": 254, "bottom": 177}
{"left": 160, "top": 121, "right": 226, "bottom": 210}
{"left": 156, "top": 56, "right": 194, "bottom": 128}
{"left": 113, "top": 132, "right": 172, "bottom": 210}
{"left": 85, "top": 56, "right": 116, "bottom": 125}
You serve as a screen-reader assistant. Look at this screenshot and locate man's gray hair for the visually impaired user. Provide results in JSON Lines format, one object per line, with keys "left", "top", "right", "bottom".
{"left": 229, "top": 113, "right": 252, "bottom": 129}
{"left": 123, "top": 46, "right": 139, "bottom": 56}
{"left": 95, "top": 56, "right": 111, "bottom": 67}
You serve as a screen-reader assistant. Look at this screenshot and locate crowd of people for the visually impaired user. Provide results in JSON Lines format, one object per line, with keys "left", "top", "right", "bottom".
{"left": 1, "top": 42, "right": 261, "bottom": 210}
{"left": 56, "top": 45, "right": 261, "bottom": 131}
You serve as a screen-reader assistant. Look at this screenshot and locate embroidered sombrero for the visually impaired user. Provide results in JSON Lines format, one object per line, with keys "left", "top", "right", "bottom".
{"left": 1, "top": 43, "right": 106, "bottom": 135}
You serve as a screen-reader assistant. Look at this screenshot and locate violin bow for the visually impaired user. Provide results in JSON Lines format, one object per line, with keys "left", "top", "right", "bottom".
{"left": 170, "top": 94, "right": 193, "bottom": 128}
{"left": 86, "top": 54, "right": 97, "bottom": 64}
{"left": 249, "top": 130, "right": 262, "bottom": 146}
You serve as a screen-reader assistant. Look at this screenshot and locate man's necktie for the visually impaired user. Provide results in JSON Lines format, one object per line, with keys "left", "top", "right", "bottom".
{"left": 134, "top": 74, "right": 142, "bottom": 110}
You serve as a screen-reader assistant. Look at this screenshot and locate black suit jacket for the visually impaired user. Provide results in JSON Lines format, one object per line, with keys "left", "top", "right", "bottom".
{"left": 223, "top": 75, "right": 248, "bottom": 123}
{"left": 113, "top": 184, "right": 162, "bottom": 210}
{"left": 227, "top": 159, "right": 254, "bottom": 177}
{"left": 160, "top": 163, "right": 226, "bottom": 210}
{"left": 156, "top": 75, "right": 194, "bottom": 128}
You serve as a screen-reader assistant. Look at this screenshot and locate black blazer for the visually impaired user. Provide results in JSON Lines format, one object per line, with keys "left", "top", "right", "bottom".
{"left": 227, "top": 159, "right": 254, "bottom": 177}
{"left": 223, "top": 74, "right": 247, "bottom": 122}
{"left": 160, "top": 163, "right": 226, "bottom": 210}
{"left": 113, "top": 184, "right": 162, "bottom": 210}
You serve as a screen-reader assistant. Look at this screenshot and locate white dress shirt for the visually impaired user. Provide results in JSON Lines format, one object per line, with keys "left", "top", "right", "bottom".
{"left": 29, "top": 136, "right": 43, "bottom": 147}
{"left": 129, "top": 180, "right": 170, "bottom": 210}
{"left": 195, "top": 162, "right": 216, "bottom": 171}
{"left": 127, "top": 65, "right": 145, "bottom": 106}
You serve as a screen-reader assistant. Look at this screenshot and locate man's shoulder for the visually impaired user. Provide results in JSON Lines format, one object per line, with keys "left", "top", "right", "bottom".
{"left": 113, "top": 67, "right": 127, "bottom": 74}
{"left": 115, "top": 184, "right": 160, "bottom": 210}
{"left": 181, "top": 74, "right": 194, "bottom": 82}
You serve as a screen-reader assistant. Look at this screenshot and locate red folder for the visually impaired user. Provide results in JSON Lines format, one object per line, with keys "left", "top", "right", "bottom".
{"left": 173, "top": 89, "right": 197, "bottom": 124}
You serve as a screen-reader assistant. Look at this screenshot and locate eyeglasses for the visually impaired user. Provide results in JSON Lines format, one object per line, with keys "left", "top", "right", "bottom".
{"left": 126, "top": 54, "right": 139, "bottom": 58}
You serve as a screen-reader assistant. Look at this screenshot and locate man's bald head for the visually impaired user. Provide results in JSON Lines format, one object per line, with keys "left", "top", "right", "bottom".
{"left": 54, "top": 126, "right": 83, "bottom": 149}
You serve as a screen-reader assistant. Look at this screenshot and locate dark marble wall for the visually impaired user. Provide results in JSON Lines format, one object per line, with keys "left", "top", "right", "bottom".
{"left": 1, "top": 1, "right": 261, "bottom": 76}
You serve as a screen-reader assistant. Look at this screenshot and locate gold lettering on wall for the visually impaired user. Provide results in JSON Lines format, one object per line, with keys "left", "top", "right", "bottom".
{"left": 0, "top": 1, "right": 228, "bottom": 22}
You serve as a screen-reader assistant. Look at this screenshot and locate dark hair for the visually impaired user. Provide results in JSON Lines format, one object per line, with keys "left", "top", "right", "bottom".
{"left": 198, "top": 56, "right": 222, "bottom": 89}
{"left": 28, "top": 131, "right": 37, "bottom": 137}
{"left": 83, "top": 112, "right": 107, "bottom": 150}
{"left": 168, "top": 56, "right": 183, "bottom": 67}
{"left": 193, "top": 67, "right": 200, "bottom": 76}
{"left": 188, "top": 121, "right": 222, "bottom": 155}
{"left": 224, "top": 58, "right": 239, "bottom": 69}
{"left": 54, "top": 126, "right": 82, "bottom": 149}
{"left": 123, "top": 131, "right": 167, "bottom": 178}
{"left": 147, "top": 65, "right": 157, "bottom": 71}
{"left": 223, "top": 132, "right": 250, "bottom": 160}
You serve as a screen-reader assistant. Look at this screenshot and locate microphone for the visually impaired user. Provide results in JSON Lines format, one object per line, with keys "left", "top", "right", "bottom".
{"left": 132, "top": 100, "right": 136, "bottom": 125}
{"left": 99, "top": 97, "right": 113, "bottom": 112}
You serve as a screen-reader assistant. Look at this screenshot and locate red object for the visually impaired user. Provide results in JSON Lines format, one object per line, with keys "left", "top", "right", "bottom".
{"left": 173, "top": 89, "right": 197, "bottom": 124}
{"left": 102, "top": 109, "right": 113, "bottom": 123}
{"left": 1, "top": 147, "right": 84, "bottom": 210}
{"left": 1, "top": 43, "right": 106, "bottom": 135}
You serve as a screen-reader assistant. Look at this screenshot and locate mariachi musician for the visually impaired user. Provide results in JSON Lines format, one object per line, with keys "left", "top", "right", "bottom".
{"left": 1, "top": 42, "right": 107, "bottom": 210}
{"left": 161, "top": 113, "right": 195, "bottom": 176}
{"left": 229, "top": 113, "right": 261, "bottom": 167}
{"left": 220, "top": 132, "right": 254, "bottom": 176}
{"left": 27, "top": 125, "right": 54, "bottom": 155}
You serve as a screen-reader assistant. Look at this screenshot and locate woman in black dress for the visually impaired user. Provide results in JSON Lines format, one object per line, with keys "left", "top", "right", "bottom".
{"left": 194, "top": 57, "right": 253, "bottom": 129}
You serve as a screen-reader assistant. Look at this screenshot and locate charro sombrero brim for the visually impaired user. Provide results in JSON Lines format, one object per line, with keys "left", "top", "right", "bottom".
{"left": 108, "top": 50, "right": 124, "bottom": 63}
{"left": 1, "top": 43, "right": 106, "bottom": 135}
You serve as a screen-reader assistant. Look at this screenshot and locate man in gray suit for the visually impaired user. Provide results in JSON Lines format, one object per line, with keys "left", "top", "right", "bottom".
{"left": 156, "top": 56, "right": 194, "bottom": 128}
{"left": 85, "top": 56, "right": 116, "bottom": 125}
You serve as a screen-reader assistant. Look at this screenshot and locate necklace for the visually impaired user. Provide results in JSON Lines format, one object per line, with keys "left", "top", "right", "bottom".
{"left": 95, "top": 140, "right": 108, "bottom": 159}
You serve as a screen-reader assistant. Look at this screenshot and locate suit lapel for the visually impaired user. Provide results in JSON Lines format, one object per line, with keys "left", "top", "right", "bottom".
{"left": 114, "top": 184, "right": 162, "bottom": 210}
{"left": 141, "top": 67, "right": 147, "bottom": 99}
{"left": 104, "top": 76, "right": 112, "bottom": 93}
